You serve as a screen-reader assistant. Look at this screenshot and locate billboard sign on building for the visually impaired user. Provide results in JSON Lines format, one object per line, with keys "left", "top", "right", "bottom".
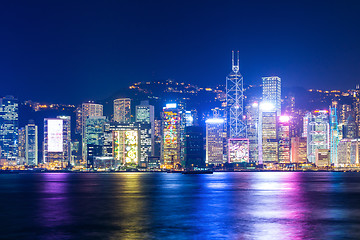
{"left": 113, "top": 130, "right": 138, "bottom": 164}
{"left": 47, "top": 119, "right": 63, "bottom": 152}
{"left": 228, "top": 138, "right": 249, "bottom": 163}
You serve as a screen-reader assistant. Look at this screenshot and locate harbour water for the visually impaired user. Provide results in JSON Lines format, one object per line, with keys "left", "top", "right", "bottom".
{"left": 1, "top": 172, "right": 360, "bottom": 239}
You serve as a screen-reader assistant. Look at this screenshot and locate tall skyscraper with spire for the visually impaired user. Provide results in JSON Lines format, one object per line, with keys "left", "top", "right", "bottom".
{"left": 226, "top": 51, "right": 246, "bottom": 139}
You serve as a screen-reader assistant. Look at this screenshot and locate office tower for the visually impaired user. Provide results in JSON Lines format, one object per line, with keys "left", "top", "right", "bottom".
{"left": 226, "top": 51, "right": 247, "bottom": 139}
{"left": 315, "top": 149, "right": 330, "bottom": 167}
{"left": 81, "top": 102, "right": 103, "bottom": 136}
{"left": 43, "top": 116, "right": 71, "bottom": 168}
{"left": 350, "top": 139, "right": 360, "bottom": 165}
{"left": 330, "top": 105, "right": 340, "bottom": 165}
{"left": 75, "top": 105, "right": 82, "bottom": 135}
{"left": 135, "top": 100, "right": 154, "bottom": 124}
{"left": 290, "top": 137, "right": 307, "bottom": 163}
{"left": 18, "top": 128, "right": 26, "bottom": 164}
{"left": 258, "top": 102, "right": 278, "bottom": 163}
{"left": 184, "top": 126, "right": 204, "bottom": 168}
{"left": 339, "top": 104, "right": 352, "bottom": 124}
{"left": 305, "top": 110, "right": 330, "bottom": 164}
{"left": 343, "top": 116, "right": 357, "bottom": 139}
{"left": 184, "top": 111, "right": 194, "bottom": 127}
{"left": 262, "top": 76, "right": 281, "bottom": 116}
{"left": 337, "top": 139, "right": 352, "bottom": 166}
{"left": 278, "top": 116, "right": 290, "bottom": 163}
{"left": 25, "top": 122, "right": 38, "bottom": 166}
{"left": 153, "top": 119, "right": 162, "bottom": 157}
{"left": 161, "top": 103, "right": 182, "bottom": 169}
{"left": 246, "top": 103, "right": 259, "bottom": 162}
{"left": 206, "top": 118, "right": 225, "bottom": 165}
{"left": 84, "top": 116, "right": 108, "bottom": 167}
{"left": 354, "top": 100, "right": 360, "bottom": 136}
{"left": 0, "top": 96, "right": 18, "bottom": 163}
{"left": 114, "top": 98, "right": 131, "bottom": 123}
{"left": 81, "top": 102, "right": 103, "bottom": 160}
{"left": 135, "top": 100, "right": 155, "bottom": 157}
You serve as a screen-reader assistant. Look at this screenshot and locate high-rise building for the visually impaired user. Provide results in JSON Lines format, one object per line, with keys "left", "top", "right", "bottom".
{"left": 18, "top": 128, "right": 26, "bottom": 164}
{"left": 305, "top": 110, "right": 330, "bottom": 164}
{"left": 343, "top": 116, "right": 357, "bottom": 139}
{"left": 226, "top": 51, "right": 247, "bottom": 139}
{"left": 43, "top": 116, "right": 71, "bottom": 168}
{"left": 161, "top": 103, "right": 181, "bottom": 169}
{"left": 81, "top": 102, "right": 103, "bottom": 136}
{"left": 339, "top": 104, "right": 352, "bottom": 124}
{"left": 290, "top": 137, "right": 307, "bottom": 163}
{"left": 246, "top": 103, "right": 259, "bottom": 162}
{"left": 75, "top": 105, "right": 82, "bottom": 135}
{"left": 114, "top": 98, "right": 131, "bottom": 123}
{"left": 350, "top": 139, "right": 360, "bottom": 165}
{"left": 25, "top": 122, "right": 38, "bottom": 166}
{"left": 315, "top": 149, "right": 330, "bottom": 167}
{"left": 337, "top": 139, "right": 352, "bottom": 166}
{"left": 135, "top": 100, "right": 154, "bottom": 157}
{"left": 262, "top": 76, "right": 281, "bottom": 116}
{"left": 84, "top": 116, "right": 108, "bottom": 166}
{"left": 259, "top": 102, "right": 278, "bottom": 163}
{"left": 0, "top": 96, "right": 18, "bottom": 163}
{"left": 206, "top": 118, "right": 225, "bottom": 165}
{"left": 184, "top": 126, "right": 204, "bottom": 168}
{"left": 278, "top": 116, "right": 290, "bottom": 163}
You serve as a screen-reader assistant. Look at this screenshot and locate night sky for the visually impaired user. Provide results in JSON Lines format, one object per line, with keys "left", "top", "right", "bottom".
{"left": 1, "top": 0, "right": 360, "bottom": 104}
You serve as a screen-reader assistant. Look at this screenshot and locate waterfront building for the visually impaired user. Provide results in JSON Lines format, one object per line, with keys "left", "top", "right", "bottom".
{"left": 350, "top": 139, "right": 360, "bottom": 165}
{"left": 305, "top": 110, "right": 330, "bottom": 163}
{"left": 161, "top": 103, "right": 182, "bottom": 168}
{"left": 135, "top": 100, "right": 154, "bottom": 156}
{"left": 114, "top": 98, "right": 131, "bottom": 123}
{"left": 259, "top": 102, "right": 278, "bottom": 163}
{"left": 206, "top": 118, "right": 225, "bottom": 165}
{"left": 84, "top": 116, "right": 108, "bottom": 167}
{"left": 0, "top": 96, "right": 18, "bottom": 164}
{"left": 337, "top": 139, "right": 352, "bottom": 166}
{"left": 184, "top": 126, "right": 204, "bottom": 168}
{"left": 315, "top": 149, "right": 330, "bottom": 167}
{"left": 290, "top": 137, "right": 307, "bottom": 163}
{"left": 18, "top": 128, "right": 25, "bottom": 164}
{"left": 228, "top": 138, "right": 249, "bottom": 163}
{"left": 278, "top": 116, "right": 290, "bottom": 163}
{"left": 262, "top": 76, "right": 281, "bottom": 116}
{"left": 25, "top": 122, "right": 38, "bottom": 166}
{"left": 246, "top": 103, "right": 259, "bottom": 162}
{"left": 343, "top": 116, "right": 357, "bottom": 139}
{"left": 43, "top": 116, "right": 71, "bottom": 168}
{"left": 81, "top": 102, "right": 103, "bottom": 136}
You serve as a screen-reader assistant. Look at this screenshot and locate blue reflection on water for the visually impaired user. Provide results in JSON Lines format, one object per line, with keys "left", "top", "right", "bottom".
{"left": 1, "top": 172, "right": 360, "bottom": 239}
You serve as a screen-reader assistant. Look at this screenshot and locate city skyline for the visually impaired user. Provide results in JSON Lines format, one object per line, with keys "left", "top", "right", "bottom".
{"left": 1, "top": 1, "right": 360, "bottom": 103}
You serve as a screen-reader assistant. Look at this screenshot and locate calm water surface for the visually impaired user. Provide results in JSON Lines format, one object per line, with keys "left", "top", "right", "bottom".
{"left": 1, "top": 172, "right": 360, "bottom": 239}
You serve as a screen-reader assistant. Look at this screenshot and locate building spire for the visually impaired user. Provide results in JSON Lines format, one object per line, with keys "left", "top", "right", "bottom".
{"left": 232, "top": 50, "right": 239, "bottom": 73}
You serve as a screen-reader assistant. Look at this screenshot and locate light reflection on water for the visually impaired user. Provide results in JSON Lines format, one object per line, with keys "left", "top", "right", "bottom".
{"left": 1, "top": 172, "right": 360, "bottom": 239}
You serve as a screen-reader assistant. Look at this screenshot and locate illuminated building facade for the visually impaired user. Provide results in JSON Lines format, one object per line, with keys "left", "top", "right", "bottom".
{"left": 135, "top": 100, "right": 154, "bottom": 158}
{"left": 25, "top": 122, "right": 38, "bottom": 166}
{"left": 337, "top": 139, "right": 352, "bottom": 166}
{"left": 306, "top": 110, "right": 330, "bottom": 163}
{"left": 206, "top": 118, "right": 225, "bottom": 165}
{"left": 228, "top": 138, "right": 249, "bottom": 163}
{"left": 262, "top": 76, "right": 281, "bottom": 116}
{"left": 343, "top": 116, "right": 357, "bottom": 139}
{"left": 0, "top": 96, "right": 18, "bottom": 163}
{"left": 246, "top": 103, "right": 259, "bottom": 162}
{"left": 315, "top": 149, "right": 330, "bottom": 167}
{"left": 259, "top": 103, "right": 278, "bottom": 163}
{"left": 18, "top": 128, "right": 25, "bottom": 164}
{"left": 350, "top": 139, "right": 360, "bottom": 165}
{"left": 226, "top": 51, "right": 247, "bottom": 139}
{"left": 81, "top": 102, "right": 103, "bottom": 136}
{"left": 290, "top": 137, "right": 307, "bottom": 163}
{"left": 43, "top": 116, "right": 71, "bottom": 168}
{"left": 161, "top": 104, "right": 181, "bottom": 168}
{"left": 111, "top": 122, "right": 151, "bottom": 167}
{"left": 84, "top": 116, "right": 108, "bottom": 166}
{"left": 114, "top": 98, "right": 131, "bottom": 123}
{"left": 278, "top": 116, "right": 290, "bottom": 163}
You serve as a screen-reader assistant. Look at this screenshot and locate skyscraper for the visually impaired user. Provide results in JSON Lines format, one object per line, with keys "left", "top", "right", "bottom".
{"left": 184, "top": 126, "right": 204, "bottom": 168}
{"left": 81, "top": 102, "right": 103, "bottom": 136}
{"left": 161, "top": 103, "right": 181, "bottom": 169}
{"left": 0, "top": 96, "right": 18, "bottom": 163}
{"left": 25, "top": 122, "right": 38, "bottom": 166}
{"left": 278, "top": 116, "right": 290, "bottom": 163}
{"left": 114, "top": 98, "right": 131, "bottom": 123}
{"left": 262, "top": 76, "right": 281, "bottom": 116}
{"left": 43, "top": 116, "right": 71, "bottom": 169}
{"left": 226, "top": 51, "right": 246, "bottom": 139}
{"left": 205, "top": 118, "right": 225, "bottom": 165}
{"left": 246, "top": 103, "right": 259, "bottom": 162}
{"left": 259, "top": 104, "right": 278, "bottom": 163}
{"left": 305, "top": 110, "right": 330, "bottom": 164}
